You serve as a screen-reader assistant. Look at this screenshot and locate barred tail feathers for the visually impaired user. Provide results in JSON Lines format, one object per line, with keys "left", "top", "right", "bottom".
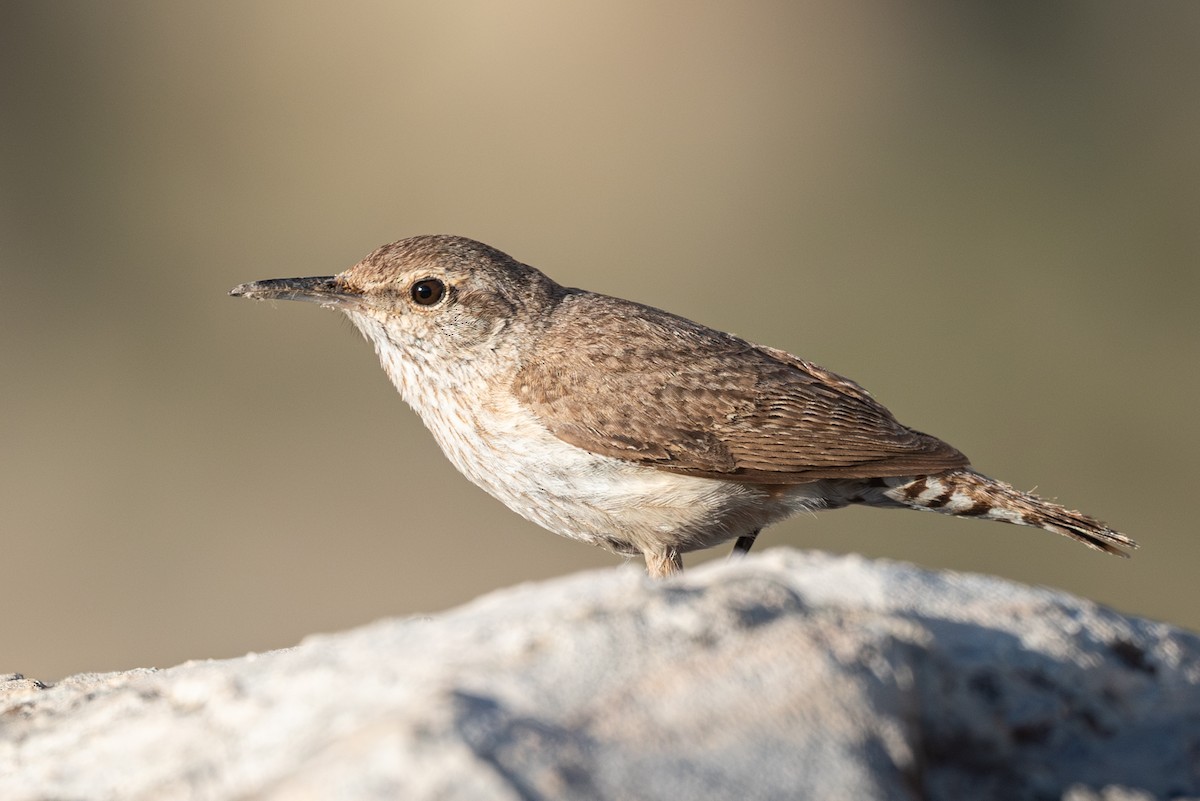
{"left": 876, "top": 468, "right": 1137, "bottom": 557}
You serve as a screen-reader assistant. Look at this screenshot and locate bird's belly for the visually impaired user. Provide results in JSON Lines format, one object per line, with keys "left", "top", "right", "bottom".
{"left": 414, "top": 390, "right": 825, "bottom": 555}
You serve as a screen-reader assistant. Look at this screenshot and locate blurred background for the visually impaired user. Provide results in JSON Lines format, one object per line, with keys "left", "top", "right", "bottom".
{"left": 2, "top": 2, "right": 1196, "bottom": 681}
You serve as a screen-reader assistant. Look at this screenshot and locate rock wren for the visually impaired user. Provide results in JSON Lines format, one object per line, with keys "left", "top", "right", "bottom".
{"left": 230, "top": 235, "right": 1136, "bottom": 577}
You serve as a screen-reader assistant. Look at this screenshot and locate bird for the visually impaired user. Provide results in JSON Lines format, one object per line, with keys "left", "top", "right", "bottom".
{"left": 230, "top": 235, "right": 1136, "bottom": 577}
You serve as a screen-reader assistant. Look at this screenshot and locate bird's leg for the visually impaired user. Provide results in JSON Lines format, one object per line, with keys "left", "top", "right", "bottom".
{"left": 730, "top": 529, "right": 761, "bottom": 559}
{"left": 644, "top": 548, "right": 683, "bottom": 579}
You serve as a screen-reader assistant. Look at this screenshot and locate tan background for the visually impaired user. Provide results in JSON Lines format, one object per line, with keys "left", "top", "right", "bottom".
{"left": 2, "top": 2, "right": 1196, "bottom": 681}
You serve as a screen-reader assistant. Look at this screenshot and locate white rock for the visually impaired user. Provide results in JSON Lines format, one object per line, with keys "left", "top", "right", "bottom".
{"left": 2, "top": 549, "right": 1197, "bottom": 800}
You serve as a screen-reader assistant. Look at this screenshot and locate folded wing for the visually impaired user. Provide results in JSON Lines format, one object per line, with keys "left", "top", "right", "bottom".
{"left": 513, "top": 292, "right": 968, "bottom": 484}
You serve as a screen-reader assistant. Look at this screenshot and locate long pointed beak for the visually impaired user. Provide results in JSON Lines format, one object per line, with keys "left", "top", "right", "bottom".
{"left": 229, "top": 276, "right": 362, "bottom": 308}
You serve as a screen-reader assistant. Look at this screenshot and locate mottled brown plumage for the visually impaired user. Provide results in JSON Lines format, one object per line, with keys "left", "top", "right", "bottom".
{"left": 231, "top": 234, "right": 1137, "bottom": 577}
{"left": 515, "top": 292, "right": 968, "bottom": 482}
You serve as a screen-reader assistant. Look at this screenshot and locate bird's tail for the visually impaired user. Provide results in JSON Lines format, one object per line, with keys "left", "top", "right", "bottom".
{"left": 865, "top": 468, "right": 1137, "bottom": 557}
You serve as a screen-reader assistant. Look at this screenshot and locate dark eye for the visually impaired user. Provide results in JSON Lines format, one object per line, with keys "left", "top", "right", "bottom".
{"left": 410, "top": 278, "right": 446, "bottom": 306}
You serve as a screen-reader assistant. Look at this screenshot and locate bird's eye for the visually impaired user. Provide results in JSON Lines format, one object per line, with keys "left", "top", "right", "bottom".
{"left": 410, "top": 278, "right": 446, "bottom": 306}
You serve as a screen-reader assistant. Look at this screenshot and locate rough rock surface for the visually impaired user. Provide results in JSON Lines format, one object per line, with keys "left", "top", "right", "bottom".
{"left": 2, "top": 549, "right": 1198, "bottom": 801}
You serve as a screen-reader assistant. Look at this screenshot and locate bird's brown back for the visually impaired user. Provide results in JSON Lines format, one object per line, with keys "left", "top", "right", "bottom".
{"left": 513, "top": 290, "right": 969, "bottom": 484}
